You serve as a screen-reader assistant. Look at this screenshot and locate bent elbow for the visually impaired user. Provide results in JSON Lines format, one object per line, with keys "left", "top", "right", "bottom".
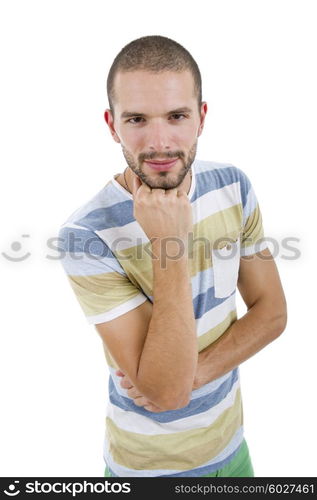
{"left": 273, "top": 306, "right": 288, "bottom": 339}
{"left": 138, "top": 376, "right": 194, "bottom": 411}
{"left": 277, "top": 312, "right": 287, "bottom": 336}
{"left": 158, "top": 393, "right": 191, "bottom": 411}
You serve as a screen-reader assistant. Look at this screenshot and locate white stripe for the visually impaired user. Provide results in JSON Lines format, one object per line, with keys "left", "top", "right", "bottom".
{"left": 60, "top": 251, "right": 126, "bottom": 276}
{"left": 192, "top": 181, "right": 241, "bottom": 222}
{"left": 240, "top": 240, "right": 269, "bottom": 256}
{"left": 106, "top": 378, "right": 240, "bottom": 436}
{"left": 191, "top": 371, "right": 236, "bottom": 400}
{"left": 96, "top": 221, "right": 148, "bottom": 252}
{"left": 190, "top": 267, "right": 215, "bottom": 299}
{"left": 86, "top": 294, "right": 147, "bottom": 324}
{"left": 59, "top": 222, "right": 90, "bottom": 231}
{"left": 196, "top": 293, "right": 236, "bottom": 337}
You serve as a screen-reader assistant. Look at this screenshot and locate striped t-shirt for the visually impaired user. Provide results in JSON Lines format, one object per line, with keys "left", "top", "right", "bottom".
{"left": 57, "top": 159, "right": 268, "bottom": 477}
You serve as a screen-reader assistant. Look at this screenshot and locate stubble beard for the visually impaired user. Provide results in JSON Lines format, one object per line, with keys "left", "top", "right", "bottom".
{"left": 121, "top": 141, "right": 198, "bottom": 190}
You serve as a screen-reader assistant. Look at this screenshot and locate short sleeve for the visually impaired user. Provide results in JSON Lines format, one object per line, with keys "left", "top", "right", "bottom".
{"left": 236, "top": 168, "right": 269, "bottom": 257}
{"left": 57, "top": 224, "right": 148, "bottom": 324}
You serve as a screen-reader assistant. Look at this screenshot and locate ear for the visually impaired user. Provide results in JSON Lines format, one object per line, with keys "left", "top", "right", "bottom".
{"left": 104, "top": 109, "right": 121, "bottom": 143}
{"left": 197, "top": 101, "right": 208, "bottom": 137}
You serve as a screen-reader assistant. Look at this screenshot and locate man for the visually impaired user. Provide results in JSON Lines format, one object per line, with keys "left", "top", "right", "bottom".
{"left": 58, "top": 35, "right": 287, "bottom": 477}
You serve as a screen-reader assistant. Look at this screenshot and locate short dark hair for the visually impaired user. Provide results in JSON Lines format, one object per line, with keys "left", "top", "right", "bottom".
{"left": 107, "top": 35, "right": 202, "bottom": 114}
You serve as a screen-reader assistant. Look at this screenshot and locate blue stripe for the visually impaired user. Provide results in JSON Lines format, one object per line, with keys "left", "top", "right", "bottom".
{"left": 193, "top": 285, "right": 235, "bottom": 319}
{"left": 75, "top": 199, "right": 134, "bottom": 230}
{"left": 191, "top": 266, "right": 214, "bottom": 300}
{"left": 192, "top": 162, "right": 253, "bottom": 212}
{"left": 235, "top": 168, "right": 251, "bottom": 209}
{"left": 192, "top": 165, "right": 240, "bottom": 204}
{"left": 57, "top": 226, "right": 115, "bottom": 258}
{"left": 243, "top": 186, "right": 258, "bottom": 223}
{"left": 108, "top": 368, "right": 238, "bottom": 423}
{"left": 59, "top": 249, "right": 126, "bottom": 276}
{"left": 110, "top": 367, "right": 233, "bottom": 402}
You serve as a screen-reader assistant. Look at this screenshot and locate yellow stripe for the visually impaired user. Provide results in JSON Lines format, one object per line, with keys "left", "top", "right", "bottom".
{"left": 114, "top": 205, "right": 243, "bottom": 296}
{"left": 68, "top": 205, "right": 245, "bottom": 320}
{"left": 67, "top": 271, "right": 142, "bottom": 316}
{"left": 106, "top": 387, "right": 242, "bottom": 470}
{"left": 241, "top": 204, "right": 264, "bottom": 248}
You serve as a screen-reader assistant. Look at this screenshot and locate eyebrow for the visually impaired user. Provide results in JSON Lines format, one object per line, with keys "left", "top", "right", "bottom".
{"left": 120, "top": 107, "right": 193, "bottom": 119}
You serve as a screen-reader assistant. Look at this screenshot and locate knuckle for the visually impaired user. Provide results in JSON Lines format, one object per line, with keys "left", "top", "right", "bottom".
{"left": 134, "top": 398, "right": 143, "bottom": 407}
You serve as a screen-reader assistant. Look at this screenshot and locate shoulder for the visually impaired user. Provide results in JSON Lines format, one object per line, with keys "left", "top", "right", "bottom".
{"left": 193, "top": 159, "right": 251, "bottom": 195}
{"left": 193, "top": 158, "right": 248, "bottom": 181}
{"left": 57, "top": 181, "right": 117, "bottom": 254}
{"left": 57, "top": 175, "right": 131, "bottom": 236}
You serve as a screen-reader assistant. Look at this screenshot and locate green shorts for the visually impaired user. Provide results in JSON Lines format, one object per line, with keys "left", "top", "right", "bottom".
{"left": 104, "top": 438, "right": 254, "bottom": 477}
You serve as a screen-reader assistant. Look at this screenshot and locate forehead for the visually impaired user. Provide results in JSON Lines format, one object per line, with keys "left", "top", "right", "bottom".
{"left": 113, "top": 70, "right": 196, "bottom": 112}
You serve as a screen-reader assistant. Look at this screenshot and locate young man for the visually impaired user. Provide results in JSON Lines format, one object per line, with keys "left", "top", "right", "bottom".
{"left": 58, "top": 35, "right": 287, "bottom": 477}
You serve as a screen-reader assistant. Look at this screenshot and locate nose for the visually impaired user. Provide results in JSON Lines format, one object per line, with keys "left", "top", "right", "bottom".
{"left": 145, "top": 120, "right": 171, "bottom": 151}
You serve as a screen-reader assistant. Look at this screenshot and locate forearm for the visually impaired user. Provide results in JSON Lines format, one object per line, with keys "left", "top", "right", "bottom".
{"left": 136, "top": 242, "right": 197, "bottom": 409}
{"left": 194, "top": 297, "right": 287, "bottom": 389}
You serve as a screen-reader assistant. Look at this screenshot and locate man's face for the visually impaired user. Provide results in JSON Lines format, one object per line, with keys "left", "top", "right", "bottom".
{"left": 105, "top": 70, "right": 207, "bottom": 190}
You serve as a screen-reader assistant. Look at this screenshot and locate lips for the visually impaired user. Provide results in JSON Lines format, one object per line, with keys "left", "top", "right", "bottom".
{"left": 144, "top": 158, "right": 178, "bottom": 170}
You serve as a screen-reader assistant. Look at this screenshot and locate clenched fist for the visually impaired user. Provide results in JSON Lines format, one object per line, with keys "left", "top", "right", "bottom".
{"left": 131, "top": 175, "right": 194, "bottom": 246}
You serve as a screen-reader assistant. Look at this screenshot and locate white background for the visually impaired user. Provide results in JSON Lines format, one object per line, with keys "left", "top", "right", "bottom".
{"left": 0, "top": 0, "right": 316, "bottom": 477}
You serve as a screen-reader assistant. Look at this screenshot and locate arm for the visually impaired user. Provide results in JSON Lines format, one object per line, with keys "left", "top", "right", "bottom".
{"left": 136, "top": 241, "right": 197, "bottom": 409}
{"left": 96, "top": 175, "right": 197, "bottom": 411}
{"left": 193, "top": 247, "right": 287, "bottom": 389}
{"left": 131, "top": 175, "right": 197, "bottom": 409}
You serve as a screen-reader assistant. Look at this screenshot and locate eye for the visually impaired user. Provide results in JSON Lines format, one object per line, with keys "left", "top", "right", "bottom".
{"left": 169, "top": 113, "right": 187, "bottom": 121}
{"left": 127, "top": 116, "right": 145, "bottom": 124}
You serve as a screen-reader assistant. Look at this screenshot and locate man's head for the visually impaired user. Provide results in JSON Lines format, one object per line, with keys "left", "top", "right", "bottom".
{"left": 105, "top": 35, "right": 207, "bottom": 190}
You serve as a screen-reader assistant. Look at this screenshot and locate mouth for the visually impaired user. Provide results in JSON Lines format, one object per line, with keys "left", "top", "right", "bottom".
{"left": 144, "top": 158, "right": 178, "bottom": 171}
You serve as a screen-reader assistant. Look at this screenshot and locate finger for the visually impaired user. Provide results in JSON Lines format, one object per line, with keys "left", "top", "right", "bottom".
{"left": 144, "top": 405, "right": 156, "bottom": 412}
{"left": 177, "top": 189, "right": 189, "bottom": 198}
{"left": 133, "top": 396, "right": 149, "bottom": 407}
{"left": 131, "top": 173, "right": 143, "bottom": 197}
{"left": 151, "top": 188, "right": 167, "bottom": 197}
{"left": 115, "top": 370, "right": 125, "bottom": 377}
{"left": 163, "top": 189, "right": 176, "bottom": 197}
{"left": 144, "top": 404, "right": 163, "bottom": 413}
{"left": 120, "top": 377, "right": 133, "bottom": 389}
{"left": 127, "top": 387, "right": 141, "bottom": 399}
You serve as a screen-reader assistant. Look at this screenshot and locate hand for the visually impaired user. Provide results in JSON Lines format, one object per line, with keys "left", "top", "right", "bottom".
{"left": 115, "top": 370, "right": 165, "bottom": 413}
{"left": 131, "top": 174, "right": 193, "bottom": 245}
